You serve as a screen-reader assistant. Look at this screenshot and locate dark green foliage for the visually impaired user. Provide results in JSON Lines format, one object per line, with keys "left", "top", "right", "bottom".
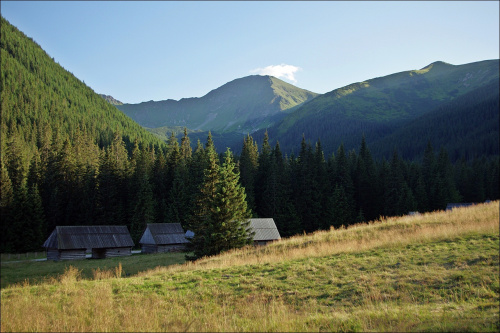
{"left": 239, "top": 134, "right": 259, "bottom": 213}
{"left": 186, "top": 146, "right": 253, "bottom": 260}
{"left": 250, "top": 61, "right": 499, "bottom": 160}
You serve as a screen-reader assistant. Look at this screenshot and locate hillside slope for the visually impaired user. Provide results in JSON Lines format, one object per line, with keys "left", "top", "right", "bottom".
{"left": 262, "top": 60, "right": 499, "bottom": 155}
{"left": 0, "top": 16, "right": 165, "bottom": 158}
{"left": 100, "top": 94, "right": 123, "bottom": 105}
{"left": 370, "top": 79, "right": 500, "bottom": 161}
{"left": 1, "top": 202, "right": 498, "bottom": 332}
{"left": 116, "top": 75, "right": 318, "bottom": 133}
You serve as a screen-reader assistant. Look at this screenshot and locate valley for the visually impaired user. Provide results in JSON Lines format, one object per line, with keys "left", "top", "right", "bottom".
{"left": 1, "top": 8, "right": 499, "bottom": 333}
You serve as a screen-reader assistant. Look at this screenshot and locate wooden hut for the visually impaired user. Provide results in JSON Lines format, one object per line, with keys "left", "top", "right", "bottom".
{"left": 43, "top": 226, "right": 134, "bottom": 261}
{"left": 249, "top": 218, "right": 281, "bottom": 246}
{"left": 139, "top": 223, "right": 188, "bottom": 253}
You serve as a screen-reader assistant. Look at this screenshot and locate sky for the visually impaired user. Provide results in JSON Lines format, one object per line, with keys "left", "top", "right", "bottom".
{"left": 1, "top": 1, "right": 499, "bottom": 104}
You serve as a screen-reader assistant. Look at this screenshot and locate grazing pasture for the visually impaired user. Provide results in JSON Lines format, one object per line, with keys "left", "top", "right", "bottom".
{"left": 0, "top": 252, "right": 187, "bottom": 289}
{"left": 1, "top": 201, "right": 499, "bottom": 332}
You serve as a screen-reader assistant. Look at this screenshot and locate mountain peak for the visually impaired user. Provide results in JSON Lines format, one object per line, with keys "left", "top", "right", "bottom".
{"left": 100, "top": 94, "right": 123, "bottom": 105}
{"left": 419, "top": 61, "right": 453, "bottom": 72}
{"left": 117, "top": 74, "right": 318, "bottom": 133}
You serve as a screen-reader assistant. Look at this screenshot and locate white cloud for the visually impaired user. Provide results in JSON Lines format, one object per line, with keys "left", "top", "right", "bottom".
{"left": 250, "top": 64, "right": 301, "bottom": 83}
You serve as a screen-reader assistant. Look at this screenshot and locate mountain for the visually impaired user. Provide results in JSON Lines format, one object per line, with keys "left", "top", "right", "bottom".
{"left": 258, "top": 59, "right": 499, "bottom": 156}
{"left": 100, "top": 94, "right": 123, "bottom": 105}
{"left": 116, "top": 75, "right": 318, "bottom": 133}
{"left": 369, "top": 79, "right": 499, "bottom": 161}
{"left": 0, "top": 16, "right": 164, "bottom": 155}
{"left": 1, "top": 16, "right": 170, "bottom": 253}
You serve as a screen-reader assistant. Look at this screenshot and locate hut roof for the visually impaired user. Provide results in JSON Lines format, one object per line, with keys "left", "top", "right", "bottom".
{"left": 43, "top": 226, "right": 134, "bottom": 250}
{"left": 139, "top": 223, "right": 188, "bottom": 245}
{"left": 249, "top": 218, "right": 281, "bottom": 241}
{"left": 446, "top": 203, "right": 475, "bottom": 210}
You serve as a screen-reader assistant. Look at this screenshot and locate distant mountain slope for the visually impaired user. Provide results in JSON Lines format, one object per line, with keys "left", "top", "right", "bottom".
{"left": 369, "top": 79, "right": 499, "bottom": 161}
{"left": 264, "top": 60, "right": 499, "bottom": 154}
{"left": 100, "top": 94, "right": 123, "bottom": 105}
{"left": 116, "top": 75, "right": 318, "bottom": 133}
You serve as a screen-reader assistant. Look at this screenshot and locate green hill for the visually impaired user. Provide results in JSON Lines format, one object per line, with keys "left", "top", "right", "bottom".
{"left": 369, "top": 79, "right": 499, "bottom": 161}
{"left": 116, "top": 75, "right": 318, "bottom": 133}
{"left": 0, "top": 16, "right": 167, "bottom": 252}
{"left": 1, "top": 202, "right": 498, "bottom": 332}
{"left": 0, "top": 16, "right": 165, "bottom": 160}
{"left": 261, "top": 59, "right": 499, "bottom": 155}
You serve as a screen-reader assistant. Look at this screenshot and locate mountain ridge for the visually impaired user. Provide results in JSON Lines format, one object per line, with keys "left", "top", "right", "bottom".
{"left": 261, "top": 58, "right": 499, "bottom": 154}
{"left": 116, "top": 75, "right": 318, "bottom": 133}
{"left": 100, "top": 94, "right": 123, "bottom": 105}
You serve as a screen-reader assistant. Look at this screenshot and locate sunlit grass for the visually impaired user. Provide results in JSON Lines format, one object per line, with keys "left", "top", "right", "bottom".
{"left": 1, "top": 201, "right": 498, "bottom": 332}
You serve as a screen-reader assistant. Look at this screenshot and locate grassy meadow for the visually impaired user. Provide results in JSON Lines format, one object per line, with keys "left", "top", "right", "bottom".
{"left": 1, "top": 201, "right": 499, "bottom": 332}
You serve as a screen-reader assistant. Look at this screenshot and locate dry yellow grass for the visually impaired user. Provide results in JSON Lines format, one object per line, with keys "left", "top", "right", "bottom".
{"left": 141, "top": 201, "right": 499, "bottom": 275}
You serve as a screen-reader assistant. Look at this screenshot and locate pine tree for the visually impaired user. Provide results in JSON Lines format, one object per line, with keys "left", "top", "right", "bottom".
{"left": 187, "top": 137, "right": 221, "bottom": 259}
{"left": 180, "top": 127, "right": 192, "bottom": 162}
{"left": 355, "top": 136, "right": 378, "bottom": 221}
{"left": 254, "top": 131, "right": 272, "bottom": 216}
{"left": 212, "top": 149, "right": 253, "bottom": 250}
{"left": 129, "top": 172, "right": 155, "bottom": 245}
{"left": 187, "top": 148, "right": 252, "bottom": 260}
{"left": 239, "top": 134, "right": 259, "bottom": 213}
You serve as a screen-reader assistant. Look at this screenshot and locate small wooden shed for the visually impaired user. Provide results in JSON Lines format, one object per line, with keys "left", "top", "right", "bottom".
{"left": 249, "top": 218, "right": 281, "bottom": 246}
{"left": 139, "top": 223, "right": 189, "bottom": 253}
{"left": 43, "top": 226, "right": 134, "bottom": 261}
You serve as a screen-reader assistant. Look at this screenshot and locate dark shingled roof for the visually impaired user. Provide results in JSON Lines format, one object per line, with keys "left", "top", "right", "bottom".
{"left": 139, "top": 223, "right": 188, "bottom": 245}
{"left": 249, "top": 218, "right": 281, "bottom": 241}
{"left": 43, "top": 226, "right": 134, "bottom": 250}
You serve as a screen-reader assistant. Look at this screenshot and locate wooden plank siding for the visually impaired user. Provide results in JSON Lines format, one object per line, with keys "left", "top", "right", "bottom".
{"left": 47, "top": 248, "right": 86, "bottom": 261}
{"left": 141, "top": 244, "right": 186, "bottom": 254}
{"left": 91, "top": 247, "right": 131, "bottom": 259}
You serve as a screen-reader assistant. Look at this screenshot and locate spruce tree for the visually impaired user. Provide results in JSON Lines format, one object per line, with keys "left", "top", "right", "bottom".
{"left": 180, "top": 127, "right": 192, "bottom": 162}
{"left": 212, "top": 149, "right": 253, "bottom": 250}
{"left": 187, "top": 148, "right": 252, "bottom": 260}
{"left": 239, "top": 134, "right": 259, "bottom": 213}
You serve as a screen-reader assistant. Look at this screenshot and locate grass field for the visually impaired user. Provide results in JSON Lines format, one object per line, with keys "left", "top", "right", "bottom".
{"left": 1, "top": 201, "right": 498, "bottom": 332}
{"left": 0, "top": 251, "right": 187, "bottom": 289}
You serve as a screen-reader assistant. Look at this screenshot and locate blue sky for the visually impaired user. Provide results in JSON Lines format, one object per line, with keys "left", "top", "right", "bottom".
{"left": 1, "top": 1, "right": 499, "bottom": 104}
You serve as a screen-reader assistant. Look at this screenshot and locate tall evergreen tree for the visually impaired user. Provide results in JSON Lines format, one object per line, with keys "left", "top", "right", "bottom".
{"left": 239, "top": 134, "right": 259, "bottom": 213}
{"left": 187, "top": 148, "right": 252, "bottom": 260}
{"left": 180, "top": 127, "right": 192, "bottom": 162}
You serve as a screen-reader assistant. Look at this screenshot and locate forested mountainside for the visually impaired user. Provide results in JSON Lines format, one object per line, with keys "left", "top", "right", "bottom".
{"left": 1, "top": 16, "right": 165, "bottom": 252}
{"left": 116, "top": 75, "right": 318, "bottom": 133}
{"left": 369, "top": 79, "right": 499, "bottom": 161}
{"left": 246, "top": 60, "right": 500, "bottom": 156}
{"left": 0, "top": 17, "right": 165, "bottom": 158}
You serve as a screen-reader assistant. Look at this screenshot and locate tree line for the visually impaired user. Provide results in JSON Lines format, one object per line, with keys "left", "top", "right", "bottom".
{"left": 1, "top": 127, "right": 498, "bottom": 254}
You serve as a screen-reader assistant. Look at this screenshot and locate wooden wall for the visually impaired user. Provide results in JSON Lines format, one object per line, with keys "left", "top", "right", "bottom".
{"left": 47, "top": 248, "right": 86, "bottom": 261}
{"left": 141, "top": 244, "right": 186, "bottom": 253}
{"left": 91, "top": 247, "right": 132, "bottom": 259}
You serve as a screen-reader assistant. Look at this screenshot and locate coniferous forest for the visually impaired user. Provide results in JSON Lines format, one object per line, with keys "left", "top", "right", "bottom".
{"left": 1, "top": 16, "right": 499, "bottom": 253}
